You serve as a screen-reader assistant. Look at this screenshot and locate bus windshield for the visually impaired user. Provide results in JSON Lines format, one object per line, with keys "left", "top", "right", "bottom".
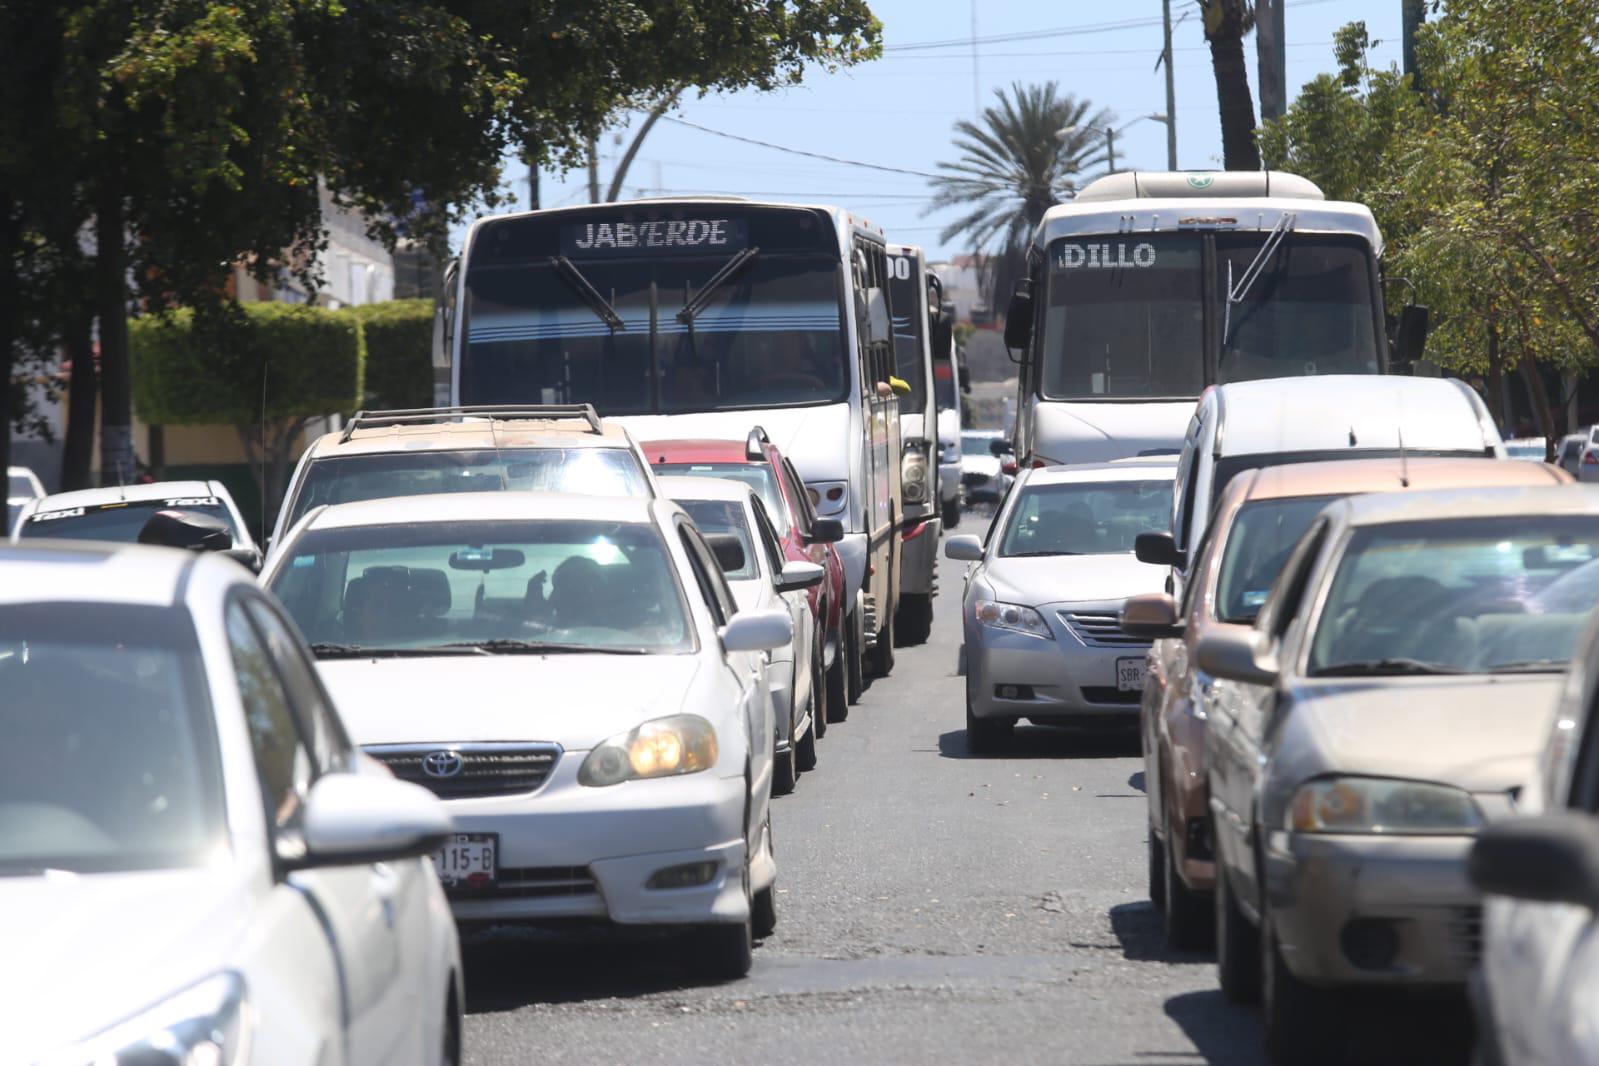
{"left": 461, "top": 211, "right": 849, "bottom": 415}
{"left": 1039, "top": 233, "right": 1379, "bottom": 400}
{"left": 888, "top": 267, "right": 928, "bottom": 413}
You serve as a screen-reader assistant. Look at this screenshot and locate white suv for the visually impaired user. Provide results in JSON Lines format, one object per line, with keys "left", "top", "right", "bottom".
{"left": 269, "top": 404, "right": 662, "bottom": 552}
{"left": 261, "top": 490, "right": 792, "bottom": 978}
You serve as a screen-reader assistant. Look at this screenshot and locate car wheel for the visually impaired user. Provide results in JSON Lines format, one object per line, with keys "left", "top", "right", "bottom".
{"left": 1215, "top": 864, "right": 1262, "bottom": 1004}
{"left": 943, "top": 497, "right": 960, "bottom": 528}
{"left": 1163, "top": 816, "right": 1215, "bottom": 951}
{"left": 895, "top": 593, "right": 933, "bottom": 646}
{"left": 825, "top": 620, "right": 848, "bottom": 719}
{"left": 753, "top": 884, "right": 778, "bottom": 939}
{"left": 772, "top": 738, "right": 797, "bottom": 796}
{"left": 1147, "top": 830, "right": 1167, "bottom": 911}
{"left": 799, "top": 647, "right": 823, "bottom": 764}
{"left": 965, "top": 682, "right": 1011, "bottom": 754}
{"left": 1262, "top": 915, "right": 1343, "bottom": 1065}
{"left": 867, "top": 585, "right": 896, "bottom": 678}
{"left": 844, "top": 606, "right": 864, "bottom": 707}
{"left": 691, "top": 837, "right": 754, "bottom": 981}
{"left": 440, "top": 984, "right": 461, "bottom": 1066}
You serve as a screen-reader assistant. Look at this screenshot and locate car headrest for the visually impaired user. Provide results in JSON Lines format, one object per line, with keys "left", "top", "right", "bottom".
{"left": 408, "top": 568, "right": 451, "bottom": 616}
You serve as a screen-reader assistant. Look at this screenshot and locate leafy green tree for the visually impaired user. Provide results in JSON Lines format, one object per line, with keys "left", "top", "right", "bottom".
{"left": 352, "top": 300, "right": 435, "bottom": 411}
{"left": 929, "top": 82, "right": 1109, "bottom": 311}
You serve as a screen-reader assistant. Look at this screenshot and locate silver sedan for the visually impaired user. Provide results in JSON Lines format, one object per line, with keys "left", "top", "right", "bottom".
{"left": 946, "top": 461, "right": 1175, "bottom": 752}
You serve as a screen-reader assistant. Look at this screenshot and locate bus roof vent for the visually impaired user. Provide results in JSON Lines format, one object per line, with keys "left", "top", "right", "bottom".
{"left": 1073, "top": 171, "right": 1325, "bottom": 202}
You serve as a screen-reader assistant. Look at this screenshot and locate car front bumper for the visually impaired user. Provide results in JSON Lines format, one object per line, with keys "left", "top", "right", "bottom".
{"left": 963, "top": 602, "right": 1150, "bottom": 722}
{"left": 1263, "top": 831, "right": 1479, "bottom": 987}
{"left": 430, "top": 757, "right": 749, "bottom": 928}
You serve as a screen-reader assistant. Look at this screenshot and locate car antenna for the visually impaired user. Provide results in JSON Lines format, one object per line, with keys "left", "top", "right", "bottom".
{"left": 489, "top": 415, "right": 507, "bottom": 489}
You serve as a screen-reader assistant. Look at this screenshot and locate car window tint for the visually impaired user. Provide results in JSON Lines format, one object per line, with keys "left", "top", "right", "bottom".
{"left": 679, "top": 525, "right": 729, "bottom": 626}
{"left": 687, "top": 525, "right": 739, "bottom": 621}
{"left": 749, "top": 497, "right": 789, "bottom": 577}
{"left": 780, "top": 458, "right": 815, "bottom": 537}
{"left": 1258, "top": 518, "right": 1329, "bottom": 642}
{"left": 242, "top": 598, "right": 352, "bottom": 774}
{"left": 227, "top": 601, "right": 315, "bottom": 833}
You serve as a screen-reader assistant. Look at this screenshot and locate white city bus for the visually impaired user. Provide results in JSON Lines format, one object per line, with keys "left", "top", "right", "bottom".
{"left": 1003, "top": 171, "right": 1429, "bottom": 466}
{"left": 435, "top": 198, "right": 905, "bottom": 684}
{"left": 886, "top": 244, "right": 945, "bottom": 646}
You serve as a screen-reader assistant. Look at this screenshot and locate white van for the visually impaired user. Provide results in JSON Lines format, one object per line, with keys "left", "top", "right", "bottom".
{"left": 1135, "top": 375, "right": 1505, "bottom": 588}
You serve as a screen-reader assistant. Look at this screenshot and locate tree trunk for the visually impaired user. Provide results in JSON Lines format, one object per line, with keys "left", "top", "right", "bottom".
{"left": 60, "top": 302, "right": 98, "bottom": 490}
{"left": 1204, "top": 2, "right": 1261, "bottom": 171}
{"left": 1486, "top": 317, "right": 1507, "bottom": 430}
{"left": 96, "top": 183, "right": 135, "bottom": 486}
{"left": 1518, "top": 349, "right": 1557, "bottom": 453}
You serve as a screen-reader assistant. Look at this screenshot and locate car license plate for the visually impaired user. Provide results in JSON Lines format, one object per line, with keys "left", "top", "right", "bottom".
{"left": 433, "top": 833, "right": 497, "bottom": 888}
{"left": 1116, "top": 657, "right": 1147, "bottom": 692}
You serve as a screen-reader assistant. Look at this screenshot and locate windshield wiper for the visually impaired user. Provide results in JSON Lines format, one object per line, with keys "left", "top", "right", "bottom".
{"left": 1005, "top": 550, "right": 1084, "bottom": 557}
{"left": 1481, "top": 659, "right": 1567, "bottom": 674}
{"left": 550, "top": 255, "right": 625, "bottom": 332}
{"left": 1313, "top": 657, "right": 1466, "bottom": 677}
{"left": 1221, "top": 212, "right": 1296, "bottom": 350}
{"left": 433, "top": 639, "right": 649, "bottom": 655}
{"left": 308, "top": 642, "right": 487, "bottom": 659}
{"left": 677, "top": 247, "right": 761, "bottom": 324}
{"left": 309, "top": 642, "right": 377, "bottom": 658}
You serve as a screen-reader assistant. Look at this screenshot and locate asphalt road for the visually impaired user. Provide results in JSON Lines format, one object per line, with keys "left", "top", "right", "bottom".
{"left": 461, "top": 550, "right": 1468, "bottom": 1064}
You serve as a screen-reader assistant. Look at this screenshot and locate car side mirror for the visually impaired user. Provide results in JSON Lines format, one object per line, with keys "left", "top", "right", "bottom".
{"left": 1003, "top": 282, "right": 1033, "bottom": 354}
{"left": 776, "top": 560, "right": 826, "bottom": 594}
{"left": 704, "top": 533, "right": 746, "bottom": 574}
{"left": 289, "top": 772, "right": 452, "bottom": 870}
{"left": 720, "top": 608, "right": 793, "bottom": 652}
{"left": 1134, "top": 531, "right": 1186, "bottom": 569}
{"left": 807, "top": 518, "right": 845, "bottom": 544}
{"left": 932, "top": 316, "right": 954, "bottom": 360}
{"left": 137, "top": 509, "right": 234, "bottom": 553}
{"left": 988, "top": 439, "right": 1009, "bottom": 458}
{"left": 223, "top": 547, "right": 263, "bottom": 574}
{"left": 1121, "top": 592, "right": 1184, "bottom": 640}
{"left": 944, "top": 534, "right": 984, "bottom": 561}
{"left": 1469, "top": 812, "right": 1599, "bottom": 909}
{"left": 1393, "top": 303, "right": 1430, "bottom": 367}
{"left": 1195, "top": 624, "right": 1279, "bottom": 686}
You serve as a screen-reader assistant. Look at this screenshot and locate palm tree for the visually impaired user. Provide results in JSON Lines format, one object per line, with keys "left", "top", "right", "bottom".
{"left": 928, "top": 82, "right": 1110, "bottom": 310}
{"left": 1198, "top": 0, "right": 1261, "bottom": 170}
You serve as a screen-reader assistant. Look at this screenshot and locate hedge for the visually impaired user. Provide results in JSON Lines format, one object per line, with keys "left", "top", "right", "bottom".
{"left": 131, "top": 303, "right": 364, "bottom": 425}
{"left": 346, "top": 298, "right": 433, "bottom": 410}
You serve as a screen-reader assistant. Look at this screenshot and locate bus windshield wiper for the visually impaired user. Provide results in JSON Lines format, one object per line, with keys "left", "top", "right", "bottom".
{"left": 677, "top": 247, "right": 761, "bottom": 324}
{"left": 550, "top": 255, "right": 625, "bottom": 332}
{"left": 1222, "top": 212, "right": 1296, "bottom": 349}
{"left": 1312, "top": 657, "right": 1465, "bottom": 677}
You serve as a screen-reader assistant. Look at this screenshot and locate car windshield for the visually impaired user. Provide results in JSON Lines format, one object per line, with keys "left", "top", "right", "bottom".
{"left": 1307, "top": 516, "right": 1599, "bottom": 676}
{"left": 963, "top": 432, "right": 1000, "bottom": 456}
{"left": 0, "top": 603, "right": 225, "bottom": 876}
{"left": 271, "top": 519, "right": 692, "bottom": 655}
{"left": 888, "top": 264, "right": 929, "bottom": 413}
{"left": 676, "top": 499, "right": 759, "bottom": 580}
{"left": 8, "top": 474, "right": 34, "bottom": 496}
{"left": 1000, "top": 479, "right": 1173, "bottom": 557}
{"left": 462, "top": 254, "right": 847, "bottom": 414}
{"left": 19, "top": 497, "right": 240, "bottom": 544}
{"left": 1215, "top": 495, "right": 1337, "bottom": 622}
{"left": 652, "top": 462, "right": 790, "bottom": 536}
{"left": 1039, "top": 233, "right": 1379, "bottom": 400}
{"left": 286, "top": 448, "right": 650, "bottom": 531}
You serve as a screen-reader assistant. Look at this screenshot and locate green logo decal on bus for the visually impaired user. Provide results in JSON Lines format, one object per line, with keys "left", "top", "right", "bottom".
{"left": 1186, "top": 174, "right": 1215, "bottom": 190}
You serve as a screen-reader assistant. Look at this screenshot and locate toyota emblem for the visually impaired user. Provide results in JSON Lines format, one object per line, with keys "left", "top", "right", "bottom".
{"left": 422, "top": 750, "right": 465, "bottom": 779}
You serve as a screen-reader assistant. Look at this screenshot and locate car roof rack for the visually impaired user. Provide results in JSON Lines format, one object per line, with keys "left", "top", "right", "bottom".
{"left": 339, "top": 404, "right": 603, "bottom": 443}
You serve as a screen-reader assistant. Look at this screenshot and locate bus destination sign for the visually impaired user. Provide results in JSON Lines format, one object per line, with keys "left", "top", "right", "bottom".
{"left": 562, "top": 217, "right": 749, "bottom": 257}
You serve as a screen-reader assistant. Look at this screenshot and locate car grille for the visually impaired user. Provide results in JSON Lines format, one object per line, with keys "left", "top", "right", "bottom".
{"left": 365, "top": 743, "right": 562, "bottom": 799}
{"left": 1060, "top": 610, "right": 1149, "bottom": 648}
{"left": 1079, "top": 686, "right": 1142, "bottom": 705}
{"left": 447, "top": 865, "right": 598, "bottom": 901}
{"left": 1444, "top": 904, "right": 1482, "bottom": 965}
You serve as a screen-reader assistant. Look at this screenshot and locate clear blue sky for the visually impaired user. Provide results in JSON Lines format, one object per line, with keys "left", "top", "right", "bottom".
{"left": 469, "top": 0, "right": 1403, "bottom": 261}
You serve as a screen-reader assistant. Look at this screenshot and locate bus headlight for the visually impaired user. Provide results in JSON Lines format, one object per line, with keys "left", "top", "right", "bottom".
{"left": 901, "top": 451, "right": 929, "bottom": 503}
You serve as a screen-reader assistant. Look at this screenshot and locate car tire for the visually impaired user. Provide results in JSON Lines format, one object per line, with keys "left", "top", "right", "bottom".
{"left": 1215, "top": 865, "right": 1262, "bottom": 1004}
{"left": 1263, "top": 916, "right": 1343, "bottom": 1066}
{"left": 440, "top": 984, "right": 461, "bottom": 1066}
{"left": 692, "top": 832, "right": 754, "bottom": 981}
{"left": 896, "top": 593, "right": 933, "bottom": 646}
{"left": 796, "top": 715, "right": 818, "bottom": 771}
{"left": 802, "top": 643, "right": 825, "bottom": 757}
{"left": 943, "top": 497, "right": 960, "bottom": 528}
{"left": 772, "top": 738, "right": 797, "bottom": 796}
{"left": 753, "top": 884, "right": 778, "bottom": 940}
{"left": 825, "top": 620, "right": 849, "bottom": 719}
{"left": 1163, "top": 817, "right": 1215, "bottom": 951}
{"left": 867, "top": 585, "right": 896, "bottom": 678}
{"left": 965, "top": 681, "right": 1011, "bottom": 754}
{"left": 1148, "top": 831, "right": 1167, "bottom": 911}
{"left": 843, "top": 606, "right": 864, "bottom": 708}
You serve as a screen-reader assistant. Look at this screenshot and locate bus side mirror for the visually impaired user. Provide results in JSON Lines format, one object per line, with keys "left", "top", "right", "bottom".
{"left": 932, "top": 317, "right": 954, "bottom": 360}
{"left": 1393, "top": 304, "right": 1429, "bottom": 367}
{"left": 1003, "top": 282, "right": 1033, "bottom": 356}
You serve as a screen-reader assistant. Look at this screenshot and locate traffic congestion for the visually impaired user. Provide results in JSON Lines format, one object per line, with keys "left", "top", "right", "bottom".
{"left": 9, "top": 166, "right": 1599, "bottom": 1066}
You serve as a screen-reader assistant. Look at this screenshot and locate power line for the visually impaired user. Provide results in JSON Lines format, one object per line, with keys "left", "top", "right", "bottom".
{"left": 660, "top": 116, "right": 945, "bottom": 179}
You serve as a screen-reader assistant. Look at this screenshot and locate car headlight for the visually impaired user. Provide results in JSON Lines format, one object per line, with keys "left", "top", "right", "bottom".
{"left": 578, "top": 714, "right": 719, "bottom": 787}
{"left": 54, "top": 972, "right": 251, "bottom": 1065}
{"left": 806, "top": 480, "right": 849, "bottom": 518}
{"left": 1288, "top": 777, "right": 1484, "bottom": 835}
{"left": 974, "top": 599, "right": 1055, "bottom": 640}
{"left": 901, "top": 450, "right": 929, "bottom": 503}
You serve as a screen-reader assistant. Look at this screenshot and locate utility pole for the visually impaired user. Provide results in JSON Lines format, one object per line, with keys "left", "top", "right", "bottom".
{"left": 1256, "top": 0, "right": 1286, "bottom": 122}
{"left": 970, "top": 0, "right": 979, "bottom": 114}
{"left": 586, "top": 137, "right": 600, "bottom": 204}
{"left": 1161, "top": 0, "right": 1179, "bottom": 169}
{"left": 1402, "top": 0, "right": 1425, "bottom": 85}
{"left": 526, "top": 164, "right": 539, "bottom": 211}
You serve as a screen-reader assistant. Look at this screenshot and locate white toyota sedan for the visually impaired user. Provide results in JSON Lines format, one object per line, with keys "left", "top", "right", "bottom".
{"left": 263, "top": 491, "right": 792, "bottom": 979}
{"left": 1, "top": 541, "right": 461, "bottom": 1065}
